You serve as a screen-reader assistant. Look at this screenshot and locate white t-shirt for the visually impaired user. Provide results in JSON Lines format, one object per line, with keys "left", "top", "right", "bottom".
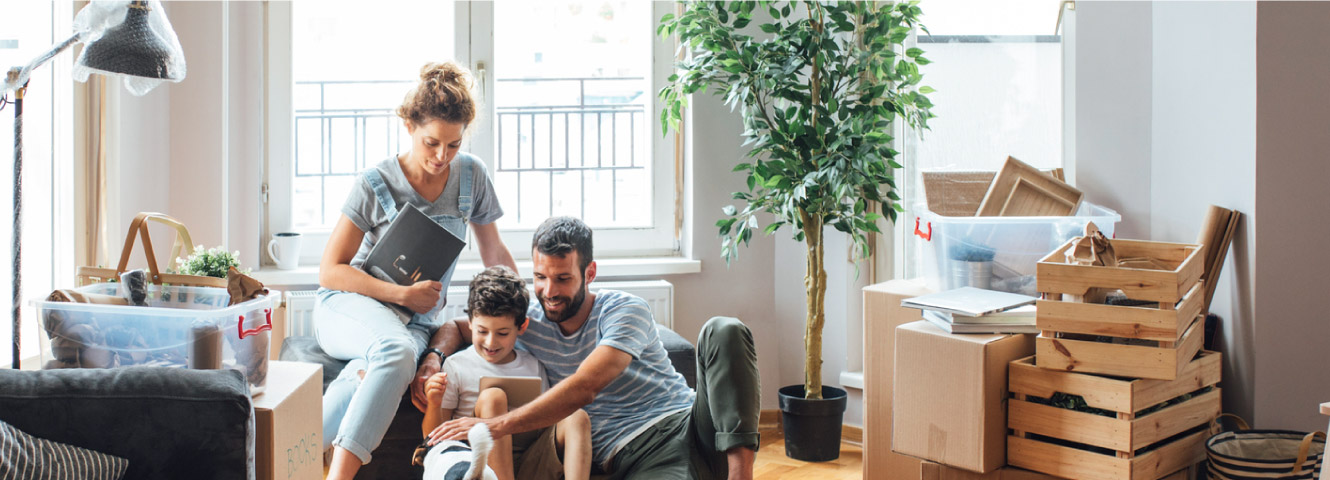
{"left": 438, "top": 347, "right": 547, "bottom": 419}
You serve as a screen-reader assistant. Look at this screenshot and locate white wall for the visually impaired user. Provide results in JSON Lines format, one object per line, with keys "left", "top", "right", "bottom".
{"left": 1071, "top": 1, "right": 1153, "bottom": 240}
{"left": 1070, "top": 1, "right": 1330, "bottom": 429}
{"left": 1073, "top": 0, "right": 1259, "bottom": 422}
{"left": 1253, "top": 1, "right": 1330, "bottom": 431}
{"left": 667, "top": 86, "right": 782, "bottom": 411}
{"left": 1149, "top": 0, "right": 1257, "bottom": 426}
{"left": 774, "top": 229, "right": 868, "bottom": 425}
{"left": 167, "top": 2, "right": 225, "bottom": 247}
{"left": 108, "top": 1, "right": 263, "bottom": 271}
{"left": 225, "top": 1, "right": 265, "bottom": 265}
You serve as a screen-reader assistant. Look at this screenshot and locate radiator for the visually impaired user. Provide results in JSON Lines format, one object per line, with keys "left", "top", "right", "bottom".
{"left": 284, "top": 280, "right": 674, "bottom": 338}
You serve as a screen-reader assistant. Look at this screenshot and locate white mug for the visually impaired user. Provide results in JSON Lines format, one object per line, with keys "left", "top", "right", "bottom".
{"left": 268, "top": 232, "right": 303, "bottom": 270}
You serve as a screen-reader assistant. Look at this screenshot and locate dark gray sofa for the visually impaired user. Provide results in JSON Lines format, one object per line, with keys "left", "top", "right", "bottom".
{"left": 280, "top": 323, "right": 697, "bottom": 480}
{"left": 0, "top": 366, "right": 254, "bottom": 480}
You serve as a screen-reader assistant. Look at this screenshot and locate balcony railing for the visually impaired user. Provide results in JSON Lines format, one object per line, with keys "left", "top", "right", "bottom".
{"left": 293, "top": 76, "right": 648, "bottom": 228}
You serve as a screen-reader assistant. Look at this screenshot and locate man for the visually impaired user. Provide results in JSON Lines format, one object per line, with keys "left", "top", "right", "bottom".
{"left": 416, "top": 216, "right": 760, "bottom": 479}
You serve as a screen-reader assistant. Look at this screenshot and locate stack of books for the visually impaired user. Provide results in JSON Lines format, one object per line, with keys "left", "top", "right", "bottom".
{"left": 901, "top": 287, "right": 1039, "bottom": 334}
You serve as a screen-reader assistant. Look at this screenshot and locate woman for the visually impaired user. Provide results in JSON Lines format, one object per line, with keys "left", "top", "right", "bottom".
{"left": 314, "top": 61, "right": 516, "bottom": 480}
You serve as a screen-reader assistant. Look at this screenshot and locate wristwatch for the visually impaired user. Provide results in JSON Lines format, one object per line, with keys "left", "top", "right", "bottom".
{"left": 419, "top": 347, "right": 444, "bottom": 366}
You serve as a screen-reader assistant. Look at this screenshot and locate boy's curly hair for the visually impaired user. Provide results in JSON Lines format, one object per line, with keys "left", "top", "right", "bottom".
{"left": 465, "top": 266, "right": 529, "bottom": 327}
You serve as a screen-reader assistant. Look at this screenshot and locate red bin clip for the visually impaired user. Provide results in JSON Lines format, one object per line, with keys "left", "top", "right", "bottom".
{"left": 914, "top": 217, "right": 932, "bottom": 241}
{"left": 237, "top": 308, "right": 273, "bottom": 340}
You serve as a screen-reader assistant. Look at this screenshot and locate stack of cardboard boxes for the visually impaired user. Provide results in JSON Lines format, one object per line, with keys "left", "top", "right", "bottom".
{"left": 864, "top": 280, "right": 1059, "bottom": 480}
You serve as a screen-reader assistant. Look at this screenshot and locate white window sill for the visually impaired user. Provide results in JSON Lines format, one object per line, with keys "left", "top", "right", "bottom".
{"left": 840, "top": 370, "right": 864, "bottom": 390}
{"left": 249, "top": 256, "right": 703, "bottom": 287}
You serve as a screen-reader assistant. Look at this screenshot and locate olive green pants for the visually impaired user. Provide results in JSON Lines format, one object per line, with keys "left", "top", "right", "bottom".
{"left": 607, "top": 316, "right": 761, "bottom": 480}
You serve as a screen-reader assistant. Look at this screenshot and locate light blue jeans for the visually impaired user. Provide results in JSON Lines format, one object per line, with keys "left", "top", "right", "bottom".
{"left": 315, "top": 289, "right": 434, "bottom": 464}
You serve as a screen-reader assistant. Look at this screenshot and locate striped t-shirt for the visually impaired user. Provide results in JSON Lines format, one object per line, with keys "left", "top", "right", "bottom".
{"left": 517, "top": 289, "right": 695, "bottom": 466}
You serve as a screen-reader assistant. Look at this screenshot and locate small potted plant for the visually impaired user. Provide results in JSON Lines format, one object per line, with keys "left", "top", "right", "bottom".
{"left": 176, "top": 245, "right": 248, "bottom": 279}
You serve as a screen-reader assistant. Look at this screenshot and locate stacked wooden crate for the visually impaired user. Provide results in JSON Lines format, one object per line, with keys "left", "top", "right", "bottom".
{"left": 1006, "top": 237, "right": 1221, "bottom": 480}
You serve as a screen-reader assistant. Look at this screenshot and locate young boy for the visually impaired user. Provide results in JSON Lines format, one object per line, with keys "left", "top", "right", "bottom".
{"left": 422, "top": 266, "right": 591, "bottom": 480}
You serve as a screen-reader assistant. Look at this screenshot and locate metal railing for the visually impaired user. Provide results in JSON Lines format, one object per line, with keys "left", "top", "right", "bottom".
{"left": 494, "top": 76, "right": 646, "bottom": 223}
{"left": 293, "top": 77, "right": 648, "bottom": 227}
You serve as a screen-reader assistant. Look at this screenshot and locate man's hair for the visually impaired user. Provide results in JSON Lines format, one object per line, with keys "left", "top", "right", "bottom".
{"left": 465, "top": 266, "right": 529, "bottom": 326}
{"left": 532, "top": 216, "right": 593, "bottom": 272}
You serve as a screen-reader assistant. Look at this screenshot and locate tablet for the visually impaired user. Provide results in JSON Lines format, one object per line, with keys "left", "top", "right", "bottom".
{"left": 478, "top": 376, "right": 543, "bottom": 409}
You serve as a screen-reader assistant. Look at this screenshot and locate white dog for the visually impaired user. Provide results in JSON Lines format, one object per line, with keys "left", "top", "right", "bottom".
{"left": 414, "top": 423, "right": 499, "bottom": 480}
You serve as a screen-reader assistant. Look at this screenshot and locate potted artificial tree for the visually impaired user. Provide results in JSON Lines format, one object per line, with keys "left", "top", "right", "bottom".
{"left": 660, "top": 0, "right": 933, "bottom": 461}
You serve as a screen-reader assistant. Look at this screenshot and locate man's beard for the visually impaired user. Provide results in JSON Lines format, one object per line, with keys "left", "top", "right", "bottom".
{"left": 538, "top": 281, "right": 588, "bottom": 324}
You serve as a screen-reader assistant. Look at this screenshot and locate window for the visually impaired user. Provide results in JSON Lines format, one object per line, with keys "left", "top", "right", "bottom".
{"left": 0, "top": 1, "right": 75, "bottom": 367}
{"left": 268, "top": 1, "right": 678, "bottom": 269}
{"left": 899, "top": 0, "right": 1065, "bottom": 279}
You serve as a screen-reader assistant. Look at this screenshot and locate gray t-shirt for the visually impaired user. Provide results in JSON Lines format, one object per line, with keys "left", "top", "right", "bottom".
{"left": 340, "top": 152, "right": 504, "bottom": 271}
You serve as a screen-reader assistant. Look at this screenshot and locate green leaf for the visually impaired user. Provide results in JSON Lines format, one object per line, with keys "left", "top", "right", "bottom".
{"left": 759, "top": 23, "right": 779, "bottom": 34}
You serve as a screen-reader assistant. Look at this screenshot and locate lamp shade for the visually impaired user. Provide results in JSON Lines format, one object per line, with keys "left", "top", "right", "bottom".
{"left": 72, "top": 0, "right": 186, "bottom": 95}
{"left": 80, "top": 3, "right": 179, "bottom": 81}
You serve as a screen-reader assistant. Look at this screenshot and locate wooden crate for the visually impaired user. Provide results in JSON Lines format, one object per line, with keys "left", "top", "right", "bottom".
{"left": 1007, "top": 352, "right": 1222, "bottom": 480}
{"left": 1037, "top": 281, "right": 1204, "bottom": 343}
{"left": 1035, "top": 238, "right": 1206, "bottom": 380}
{"left": 1035, "top": 313, "right": 1205, "bottom": 380}
{"left": 1036, "top": 238, "right": 1203, "bottom": 304}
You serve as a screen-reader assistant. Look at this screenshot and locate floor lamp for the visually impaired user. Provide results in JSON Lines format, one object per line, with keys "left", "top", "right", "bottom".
{"left": 2, "top": 0, "right": 185, "bottom": 369}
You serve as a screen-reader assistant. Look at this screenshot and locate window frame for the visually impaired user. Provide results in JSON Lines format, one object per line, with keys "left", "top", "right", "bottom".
{"left": 0, "top": 0, "right": 75, "bottom": 367}
{"left": 264, "top": 1, "right": 680, "bottom": 270}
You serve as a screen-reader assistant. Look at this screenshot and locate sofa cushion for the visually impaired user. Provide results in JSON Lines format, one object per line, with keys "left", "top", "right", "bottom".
{"left": 1, "top": 418, "right": 129, "bottom": 479}
{"left": 656, "top": 326, "right": 696, "bottom": 389}
{"left": 279, "top": 336, "right": 347, "bottom": 389}
{"left": 0, "top": 367, "right": 253, "bottom": 480}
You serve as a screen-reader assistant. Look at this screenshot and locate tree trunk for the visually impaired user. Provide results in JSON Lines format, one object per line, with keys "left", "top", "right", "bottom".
{"left": 800, "top": 208, "right": 826, "bottom": 400}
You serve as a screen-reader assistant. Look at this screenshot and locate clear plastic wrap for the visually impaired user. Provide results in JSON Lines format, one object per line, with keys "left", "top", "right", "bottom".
{"left": 72, "top": 0, "right": 185, "bottom": 96}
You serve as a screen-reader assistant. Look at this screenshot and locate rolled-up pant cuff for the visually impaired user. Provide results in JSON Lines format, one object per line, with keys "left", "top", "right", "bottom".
{"left": 714, "top": 432, "right": 760, "bottom": 453}
{"left": 332, "top": 436, "right": 374, "bottom": 465}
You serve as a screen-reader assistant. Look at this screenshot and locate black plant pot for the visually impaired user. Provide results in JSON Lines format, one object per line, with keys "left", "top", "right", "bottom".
{"left": 778, "top": 385, "right": 848, "bottom": 462}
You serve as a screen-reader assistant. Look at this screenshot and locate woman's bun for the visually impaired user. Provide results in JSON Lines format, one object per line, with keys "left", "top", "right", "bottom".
{"left": 398, "top": 61, "right": 476, "bottom": 126}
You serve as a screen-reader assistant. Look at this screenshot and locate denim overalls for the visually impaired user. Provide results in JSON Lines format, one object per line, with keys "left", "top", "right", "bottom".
{"left": 313, "top": 156, "right": 475, "bottom": 462}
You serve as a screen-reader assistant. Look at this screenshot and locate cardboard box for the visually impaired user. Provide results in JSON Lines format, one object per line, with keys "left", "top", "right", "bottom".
{"left": 863, "top": 279, "right": 934, "bottom": 479}
{"left": 269, "top": 303, "right": 287, "bottom": 362}
{"left": 893, "top": 321, "right": 1034, "bottom": 473}
{"left": 254, "top": 360, "right": 323, "bottom": 480}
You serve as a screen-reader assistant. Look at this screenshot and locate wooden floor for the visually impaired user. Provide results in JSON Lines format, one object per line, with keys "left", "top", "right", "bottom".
{"left": 325, "top": 425, "right": 863, "bottom": 479}
{"left": 754, "top": 425, "right": 862, "bottom": 480}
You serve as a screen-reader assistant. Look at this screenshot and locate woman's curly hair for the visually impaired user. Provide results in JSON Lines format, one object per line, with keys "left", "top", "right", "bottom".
{"left": 396, "top": 61, "right": 476, "bottom": 127}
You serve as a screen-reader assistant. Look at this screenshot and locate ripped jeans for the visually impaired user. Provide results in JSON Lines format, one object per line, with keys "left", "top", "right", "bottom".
{"left": 315, "top": 290, "right": 434, "bottom": 464}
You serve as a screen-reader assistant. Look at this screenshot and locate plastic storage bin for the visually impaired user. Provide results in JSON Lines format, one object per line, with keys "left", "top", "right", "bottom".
{"left": 913, "top": 202, "right": 1120, "bottom": 296}
{"left": 33, "top": 283, "right": 278, "bottom": 394}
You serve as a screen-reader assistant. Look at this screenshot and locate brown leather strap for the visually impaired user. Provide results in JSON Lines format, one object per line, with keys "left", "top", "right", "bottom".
{"left": 1292, "top": 430, "right": 1326, "bottom": 474}
{"left": 112, "top": 212, "right": 196, "bottom": 284}
{"left": 1214, "top": 413, "right": 1250, "bottom": 431}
